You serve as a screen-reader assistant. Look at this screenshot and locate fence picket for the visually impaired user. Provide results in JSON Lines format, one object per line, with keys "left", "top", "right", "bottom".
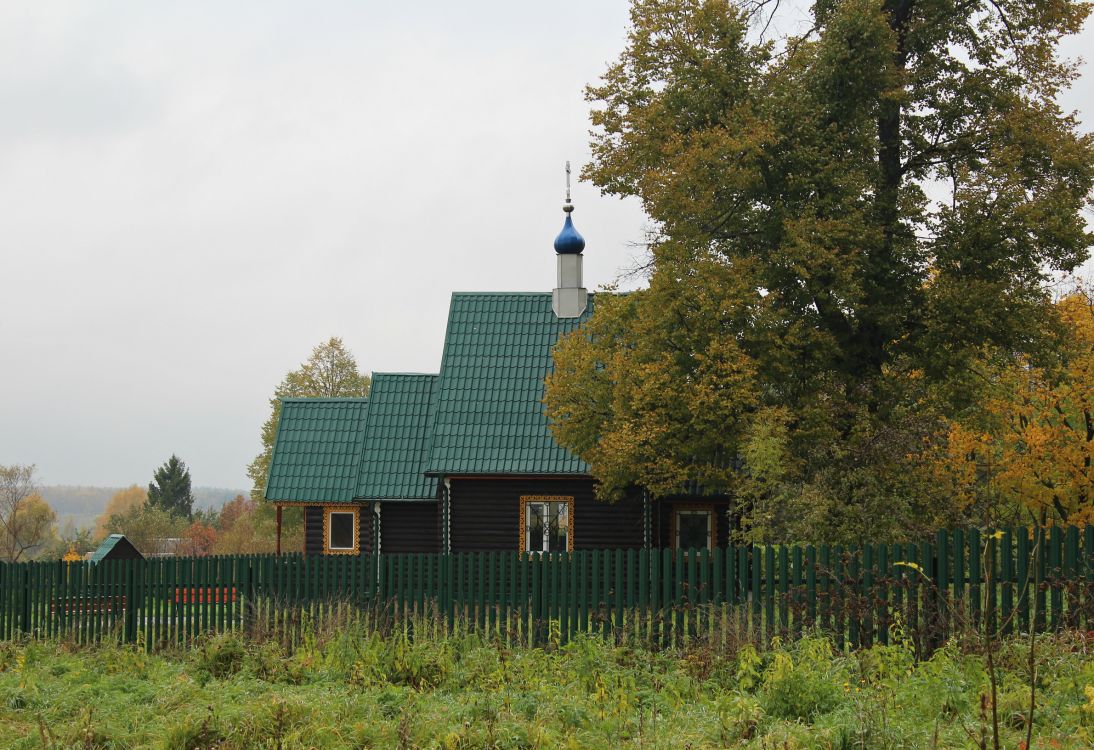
{"left": 1065, "top": 526, "right": 1079, "bottom": 630}
{"left": 969, "top": 530, "right": 981, "bottom": 632}
{"left": 774, "top": 547, "right": 786, "bottom": 637}
{"left": 1035, "top": 526, "right": 1047, "bottom": 632}
{"left": 1049, "top": 526, "right": 1063, "bottom": 630}
{"left": 1085, "top": 526, "right": 1094, "bottom": 629}
{"left": 1017, "top": 529, "right": 1030, "bottom": 633}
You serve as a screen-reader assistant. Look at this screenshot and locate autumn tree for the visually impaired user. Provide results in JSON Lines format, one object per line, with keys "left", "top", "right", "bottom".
{"left": 209, "top": 495, "right": 292, "bottom": 554}
{"left": 103, "top": 503, "right": 187, "bottom": 556}
{"left": 247, "top": 337, "right": 371, "bottom": 499}
{"left": 546, "top": 0, "right": 1093, "bottom": 542}
{"left": 147, "top": 455, "right": 194, "bottom": 519}
{"left": 178, "top": 520, "right": 217, "bottom": 556}
{"left": 0, "top": 464, "right": 57, "bottom": 561}
{"left": 217, "top": 494, "right": 253, "bottom": 532}
{"left": 932, "top": 290, "right": 1094, "bottom": 525}
{"left": 40, "top": 522, "right": 95, "bottom": 561}
{"left": 94, "top": 485, "right": 147, "bottom": 540}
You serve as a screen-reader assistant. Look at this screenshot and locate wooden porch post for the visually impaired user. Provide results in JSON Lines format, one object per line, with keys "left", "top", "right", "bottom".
{"left": 276, "top": 505, "right": 283, "bottom": 556}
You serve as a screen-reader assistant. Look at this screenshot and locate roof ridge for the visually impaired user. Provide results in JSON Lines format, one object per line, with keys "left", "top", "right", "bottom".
{"left": 448, "top": 291, "right": 601, "bottom": 297}
{"left": 279, "top": 396, "right": 370, "bottom": 403}
{"left": 450, "top": 291, "right": 552, "bottom": 296}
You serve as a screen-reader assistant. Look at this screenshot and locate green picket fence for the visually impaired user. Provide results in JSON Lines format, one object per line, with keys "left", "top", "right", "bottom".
{"left": 1, "top": 527, "right": 1092, "bottom": 651}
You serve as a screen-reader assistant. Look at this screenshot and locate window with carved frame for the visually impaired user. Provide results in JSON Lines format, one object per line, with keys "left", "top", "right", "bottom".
{"left": 323, "top": 506, "right": 359, "bottom": 555}
{"left": 519, "top": 495, "right": 574, "bottom": 553}
{"left": 671, "top": 504, "right": 715, "bottom": 551}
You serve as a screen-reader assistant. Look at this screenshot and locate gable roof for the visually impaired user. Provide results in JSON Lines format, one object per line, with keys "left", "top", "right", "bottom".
{"left": 354, "top": 373, "right": 439, "bottom": 500}
{"left": 90, "top": 534, "right": 144, "bottom": 563}
{"left": 425, "top": 292, "right": 593, "bottom": 476}
{"left": 264, "top": 398, "right": 369, "bottom": 503}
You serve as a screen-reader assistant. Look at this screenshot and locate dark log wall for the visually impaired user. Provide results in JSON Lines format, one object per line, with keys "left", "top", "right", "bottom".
{"left": 304, "top": 506, "right": 323, "bottom": 555}
{"left": 299, "top": 494, "right": 735, "bottom": 555}
{"left": 378, "top": 501, "right": 440, "bottom": 554}
{"left": 303, "top": 504, "right": 373, "bottom": 556}
{"left": 576, "top": 485, "right": 646, "bottom": 550}
{"left": 449, "top": 477, "right": 644, "bottom": 552}
{"left": 360, "top": 507, "right": 374, "bottom": 556}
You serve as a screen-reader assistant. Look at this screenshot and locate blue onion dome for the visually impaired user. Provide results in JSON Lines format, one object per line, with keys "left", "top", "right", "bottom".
{"left": 553, "top": 205, "right": 586, "bottom": 254}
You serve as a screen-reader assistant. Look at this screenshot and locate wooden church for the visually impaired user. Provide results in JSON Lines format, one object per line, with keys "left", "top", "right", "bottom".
{"left": 264, "top": 186, "right": 732, "bottom": 556}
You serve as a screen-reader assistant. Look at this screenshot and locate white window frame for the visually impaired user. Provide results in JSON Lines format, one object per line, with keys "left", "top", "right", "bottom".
{"left": 519, "top": 495, "right": 574, "bottom": 553}
{"left": 673, "top": 506, "right": 714, "bottom": 551}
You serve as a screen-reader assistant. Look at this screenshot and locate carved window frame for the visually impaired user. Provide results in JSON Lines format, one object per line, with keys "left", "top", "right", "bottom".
{"left": 670, "top": 503, "right": 716, "bottom": 551}
{"left": 323, "top": 505, "right": 360, "bottom": 555}
{"left": 519, "top": 495, "right": 574, "bottom": 553}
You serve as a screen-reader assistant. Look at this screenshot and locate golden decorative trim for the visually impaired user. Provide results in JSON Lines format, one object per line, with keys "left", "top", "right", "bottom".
{"left": 519, "top": 495, "right": 574, "bottom": 552}
{"left": 270, "top": 500, "right": 365, "bottom": 507}
{"left": 444, "top": 475, "right": 593, "bottom": 481}
{"left": 323, "top": 506, "right": 360, "bottom": 555}
{"left": 669, "top": 503, "right": 716, "bottom": 551}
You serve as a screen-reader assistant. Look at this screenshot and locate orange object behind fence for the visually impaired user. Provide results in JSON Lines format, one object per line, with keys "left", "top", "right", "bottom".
{"left": 174, "top": 587, "right": 237, "bottom": 604}
{"left": 51, "top": 596, "right": 125, "bottom": 615}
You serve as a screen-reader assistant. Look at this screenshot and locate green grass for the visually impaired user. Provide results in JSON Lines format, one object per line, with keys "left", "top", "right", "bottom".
{"left": 0, "top": 626, "right": 1092, "bottom": 749}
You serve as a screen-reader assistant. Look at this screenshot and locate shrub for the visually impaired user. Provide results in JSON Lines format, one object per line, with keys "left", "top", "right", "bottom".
{"left": 759, "top": 638, "right": 844, "bottom": 722}
{"left": 349, "top": 630, "right": 451, "bottom": 689}
{"left": 0, "top": 642, "right": 17, "bottom": 672}
{"left": 161, "top": 708, "right": 225, "bottom": 750}
{"left": 189, "top": 633, "right": 245, "bottom": 683}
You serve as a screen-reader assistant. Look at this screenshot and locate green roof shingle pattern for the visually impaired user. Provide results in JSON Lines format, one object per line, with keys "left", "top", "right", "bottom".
{"left": 89, "top": 534, "right": 127, "bottom": 564}
{"left": 425, "top": 292, "right": 593, "bottom": 475}
{"left": 355, "top": 373, "right": 439, "bottom": 500}
{"left": 264, "top": 398, "right": 369, "bottom": 503}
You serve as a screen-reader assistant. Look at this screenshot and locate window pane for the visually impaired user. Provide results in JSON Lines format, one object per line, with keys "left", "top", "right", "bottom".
{"left": 330, "top": 512, "right": 355, "bottom": 550}
{"left": 548, "top": 502, "right": 568, "bottom": 552}
{"left": 528, "top": 504, "right": 545, "bottom": 552}
{"left": 677, "top": 511, "right": 710, "bottom": 550}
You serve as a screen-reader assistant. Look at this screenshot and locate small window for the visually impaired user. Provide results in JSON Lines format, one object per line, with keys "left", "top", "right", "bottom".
{"left": 324, "top": 507, "right": 359, "bottom": 554}
{"left": 520, "top": 496, "right": 573, "bottom": 553}
{"left": 673, "top": 507, "right": 714, "bottom": 551}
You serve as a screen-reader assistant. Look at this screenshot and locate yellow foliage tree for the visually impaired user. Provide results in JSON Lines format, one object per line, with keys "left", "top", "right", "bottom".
{"left": 933, "top": 292, "right": 1094, "bottom": 524}
{"left": 94, "top": 485, "right": 147, "bottom": 540}
{"left": 0, "top": 464, "right": 57, "bottom": 562}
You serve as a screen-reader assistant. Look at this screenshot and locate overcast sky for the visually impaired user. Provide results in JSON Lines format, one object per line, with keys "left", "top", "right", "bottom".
{"left": 1, "top": 2, "right": 1092, "bottom": 492}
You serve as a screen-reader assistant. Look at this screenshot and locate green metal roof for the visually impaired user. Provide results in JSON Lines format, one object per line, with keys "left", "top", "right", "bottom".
{"left": 425, "top": 292, "right": 593, "bottom": 475}
{"left": 89, "top": 534, "right": 140, "bottom": 564}
{"left": 354, "top": 373, "right": 439, "bottom": 500}
{"left": 264, "top": 398, "right": 369, "bottom": 503}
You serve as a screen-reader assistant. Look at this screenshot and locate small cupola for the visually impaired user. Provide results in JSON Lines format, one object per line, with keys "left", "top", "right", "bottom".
{"left": 552, "top": 161, "right": 588, "bottom": 318}
{"left": 553, "top": 207, "right": 585, "bottom": 254}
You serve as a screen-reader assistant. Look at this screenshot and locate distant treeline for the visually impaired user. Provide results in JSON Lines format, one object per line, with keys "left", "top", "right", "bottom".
{"left": 38, "top": 486, "right": 245, "bottom": 529}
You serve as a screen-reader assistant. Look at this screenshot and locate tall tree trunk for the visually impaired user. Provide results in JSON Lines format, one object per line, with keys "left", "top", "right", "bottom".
{"left": 860, "top": 0, "right": 915, "bottom": 382}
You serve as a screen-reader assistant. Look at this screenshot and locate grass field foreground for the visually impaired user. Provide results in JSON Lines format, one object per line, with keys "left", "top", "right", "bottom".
{"left": 1, "top": 626, "right": 1093, "bottom": 749}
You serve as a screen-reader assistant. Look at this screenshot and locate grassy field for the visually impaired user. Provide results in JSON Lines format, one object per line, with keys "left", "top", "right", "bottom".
{"left": 1, "top": 625, "right": 1092, "bottom": 749}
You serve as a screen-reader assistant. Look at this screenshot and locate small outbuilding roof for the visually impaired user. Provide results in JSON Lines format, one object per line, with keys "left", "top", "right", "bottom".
{"left": 89, "top": 534, "right": 144, "bottom": 564}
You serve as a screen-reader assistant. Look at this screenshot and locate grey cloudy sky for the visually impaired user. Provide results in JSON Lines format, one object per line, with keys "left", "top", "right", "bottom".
{"left": 1, "top": 2, "right": 1092, "bottom": 492}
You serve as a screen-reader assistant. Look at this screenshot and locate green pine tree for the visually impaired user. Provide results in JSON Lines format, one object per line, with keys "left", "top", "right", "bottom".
{"left": 147, "top": 455, "right": 195, "bottom": 519}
